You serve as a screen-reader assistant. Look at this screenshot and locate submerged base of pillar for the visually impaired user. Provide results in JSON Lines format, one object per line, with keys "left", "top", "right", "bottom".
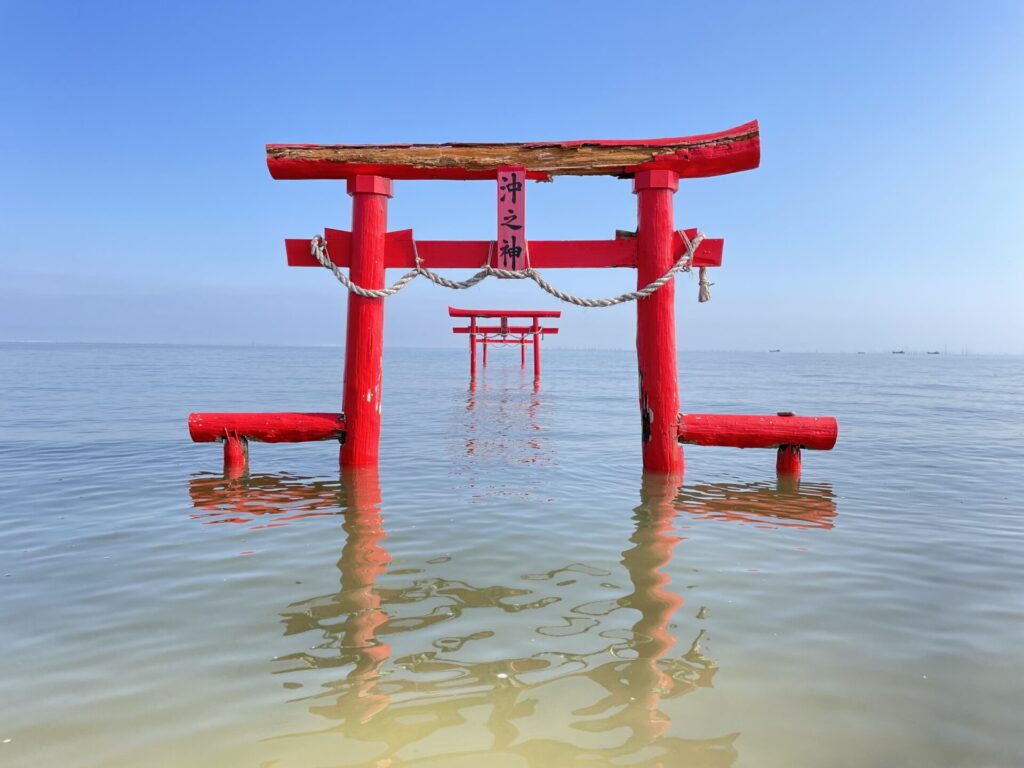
{"left": 776, "top": 444, "right": 802, "bottom": 479}
{"left": 223, "top": 433, "right": 249, "bottom": 478}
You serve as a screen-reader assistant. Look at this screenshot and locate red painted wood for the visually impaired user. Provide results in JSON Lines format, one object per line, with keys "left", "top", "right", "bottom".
{"left": 677, "top": 414, "right": 838, "bottom": 450}
{"left": 497, "top": 166, "right": 527, "bottom": 270}
{"left": 776, "top": 445, "right": 802, "bottom": 477}
{"left": 675, "top": 229, "right": 723, "bottom": 268}
{"left": 452, "top": 326, "right": 558, "bottom": 334}
{"left": 532, "top": 317, "right": 541, "bottom": 379}
{"left": 188, "top": 412, "right": 346, "bottom": 442}
{"left": 452, "top": 309, "right": 559, "bottom": 376}
{"left": 265, "top": 121, "right": 760, "bottom": 181}
{"left": 480, "top": 336, "right": 534, "bottom": 344}
{"left": 223, "top": 433, "right": 248, "bottom": 478}
{"left": 634, "top": 170, "right": 682, "bottom": 473}
{"left": 449, "top": 307, "right": 561, "bottom": 318}
{"left": 341, "top": 175, "right": 391, "bottom": 468}
{"left": 469, "top": 317, "right": 477, "bottom": 379}
{"left": 286, "top": 231, "right": 723, "bottom": 269}
{"left": 270, "top": 160, "right": 552, "bottom": 183}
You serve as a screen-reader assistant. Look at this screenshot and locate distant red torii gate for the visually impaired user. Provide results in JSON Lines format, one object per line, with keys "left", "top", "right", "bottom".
{"left": 189, "top": 120, "right": 839, "bottom": 479}
{"left": 449, "top": 307, "right": 560, "bottom": 380}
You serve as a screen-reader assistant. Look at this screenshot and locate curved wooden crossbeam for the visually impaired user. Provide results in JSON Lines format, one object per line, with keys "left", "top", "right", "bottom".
{"left": 267, "top": 121, "right": 760, "bottom": 181}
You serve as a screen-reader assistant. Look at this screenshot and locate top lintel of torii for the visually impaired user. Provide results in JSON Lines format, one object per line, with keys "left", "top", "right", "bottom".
{"left": 266, "top": 121, "right": 760, "bottom": 182}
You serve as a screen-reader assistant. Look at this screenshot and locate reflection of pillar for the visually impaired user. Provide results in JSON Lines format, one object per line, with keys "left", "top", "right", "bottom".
{"left": 622, "top": 471, "right": 684, "bottom": 742}
{"left": 336, "top": 466, "right": 390, "bottom": 723}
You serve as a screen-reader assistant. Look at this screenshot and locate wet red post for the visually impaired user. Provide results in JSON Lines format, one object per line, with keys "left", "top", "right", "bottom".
{"left": 634, "top": 170, "right": 682, "bottom": 474}
{"left": 483, "top": 337, "right": 488, "bottom": 367}
{"left": 223, "top": 432, "right": 248, "bottom": 478}
{"left": 342, "top": 175, "right": 392, "bottom": 468}
{"left": 469, "top": 316, "right": 478, "bottom": 380}
{"left": 531, "top": 318, "right": 541, "bottom": 379}
{"left": 520, "top": 334, "right": 526, "bottom": 367}
{"left": 776, "top": 445, "right": 802, "bottom": 478}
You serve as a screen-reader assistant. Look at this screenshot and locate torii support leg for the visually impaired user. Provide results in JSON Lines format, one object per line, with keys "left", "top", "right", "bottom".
{"left": 483, "top": 338, "right": 488, "bottom": 367}
{"left": 634, "top": 170, "right": 683, "bottom": 474}
{"left": 223, "top": 432, "right": 248, "bottom": 478}
{"left": 776, "top": 445, "right": 802, "bottom": 478}
{"left": 469, "top": 319, "right": 478, "bottom": 380}
{"left": 341, "top": 175, "right": 392, "bottom": 468}
{"left": 520, "top": 334, "right": 526, "bottom": 368}
{"left": 532, "top": 321, "right": 541, "bottom": 380}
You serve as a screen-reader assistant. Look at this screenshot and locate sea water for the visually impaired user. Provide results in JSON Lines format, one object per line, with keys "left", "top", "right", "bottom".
{"left": 1, "top": 344, "right": 1021, "bottom": 767}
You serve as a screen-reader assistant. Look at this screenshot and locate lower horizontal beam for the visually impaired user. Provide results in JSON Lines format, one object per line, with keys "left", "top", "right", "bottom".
{"left": 449, "top": 306, "right": 561, "bottom": 318}
{"left": 286, "top": 228, "right": 723, "bottom": 270}
{"left": 678, "top": 413, "right": 838, "bottom": 450}
{"left": 453, "top": 326, "right": 558, "bottom": 334}
{"left": 189, "top": 412, "right": 346, "bottom": 443}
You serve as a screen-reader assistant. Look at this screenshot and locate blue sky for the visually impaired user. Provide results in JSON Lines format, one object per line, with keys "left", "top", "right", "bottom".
{"left": 1, "top": 1, "right": 1021, "bottom": 352}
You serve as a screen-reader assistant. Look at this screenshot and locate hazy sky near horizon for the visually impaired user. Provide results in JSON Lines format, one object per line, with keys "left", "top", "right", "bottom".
{"left": 1, "top": 1, "right": 1021, "bottom": 353}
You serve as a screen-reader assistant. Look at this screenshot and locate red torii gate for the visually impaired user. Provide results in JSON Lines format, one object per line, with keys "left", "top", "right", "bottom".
{"left": 449, "top": 307, "right": 560, "bottom": 379}
{"left": 189, "top": 120, "right": 838, "bottom": 479}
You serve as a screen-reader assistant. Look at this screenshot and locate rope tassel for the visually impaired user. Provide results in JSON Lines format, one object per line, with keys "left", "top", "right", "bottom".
{"left": 698, "top": 267, "right": 713, "bottom": 303}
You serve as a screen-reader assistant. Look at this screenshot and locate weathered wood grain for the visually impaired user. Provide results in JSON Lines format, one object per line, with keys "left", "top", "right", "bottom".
{"left": 267, "top": 121, "right": 760, "bottom": 181}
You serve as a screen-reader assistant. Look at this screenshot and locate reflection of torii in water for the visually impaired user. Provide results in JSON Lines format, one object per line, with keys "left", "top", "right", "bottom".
{"left": 461, "top": 377, "right": 545, "bottom": 463}
{"left": 268, "top": 470, "right": 740, "bottom": 765}
{"left": 186, "top": 472, "right": 837, "bottom": 763}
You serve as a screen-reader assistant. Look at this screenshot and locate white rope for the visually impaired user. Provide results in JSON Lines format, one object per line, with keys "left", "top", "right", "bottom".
{"left": 309, "top": 230, "right": 707, "bottom": 307}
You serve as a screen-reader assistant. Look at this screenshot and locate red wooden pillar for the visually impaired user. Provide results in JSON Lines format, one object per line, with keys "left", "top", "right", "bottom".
{"left": 776, "top": 445, "right": 802, "bottom": 478}
{"left": 520, "top": 334, "right": 526, "bottom": 367}
{"left": 341, "top": 175, "right": 392, "bottom": 468}
{"left": 532, "top": 318, "right": 541, "bottom": 379}
{"left": 634, "top": 170, "right": 682, "bottom": 474}
{"left": 223, "top": 431, "right": 248, "bottom": 478}
{"left": 469, "top": 317, "right": 478, "bottom": 379}
{"left": 483, "top": 337, "right": 488, "bottom": 366}
{"left": 775, "top": 413, "right": 802, "bottom": 480}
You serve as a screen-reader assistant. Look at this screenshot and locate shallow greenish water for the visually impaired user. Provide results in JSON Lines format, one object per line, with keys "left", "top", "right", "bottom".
{"left": 1, "top": 344, "right": 1021, "bottom": 767}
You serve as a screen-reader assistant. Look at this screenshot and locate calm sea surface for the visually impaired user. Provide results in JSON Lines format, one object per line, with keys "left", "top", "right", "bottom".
{"left": 1, "top": 344, "right": 1022, "bottom": 767}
